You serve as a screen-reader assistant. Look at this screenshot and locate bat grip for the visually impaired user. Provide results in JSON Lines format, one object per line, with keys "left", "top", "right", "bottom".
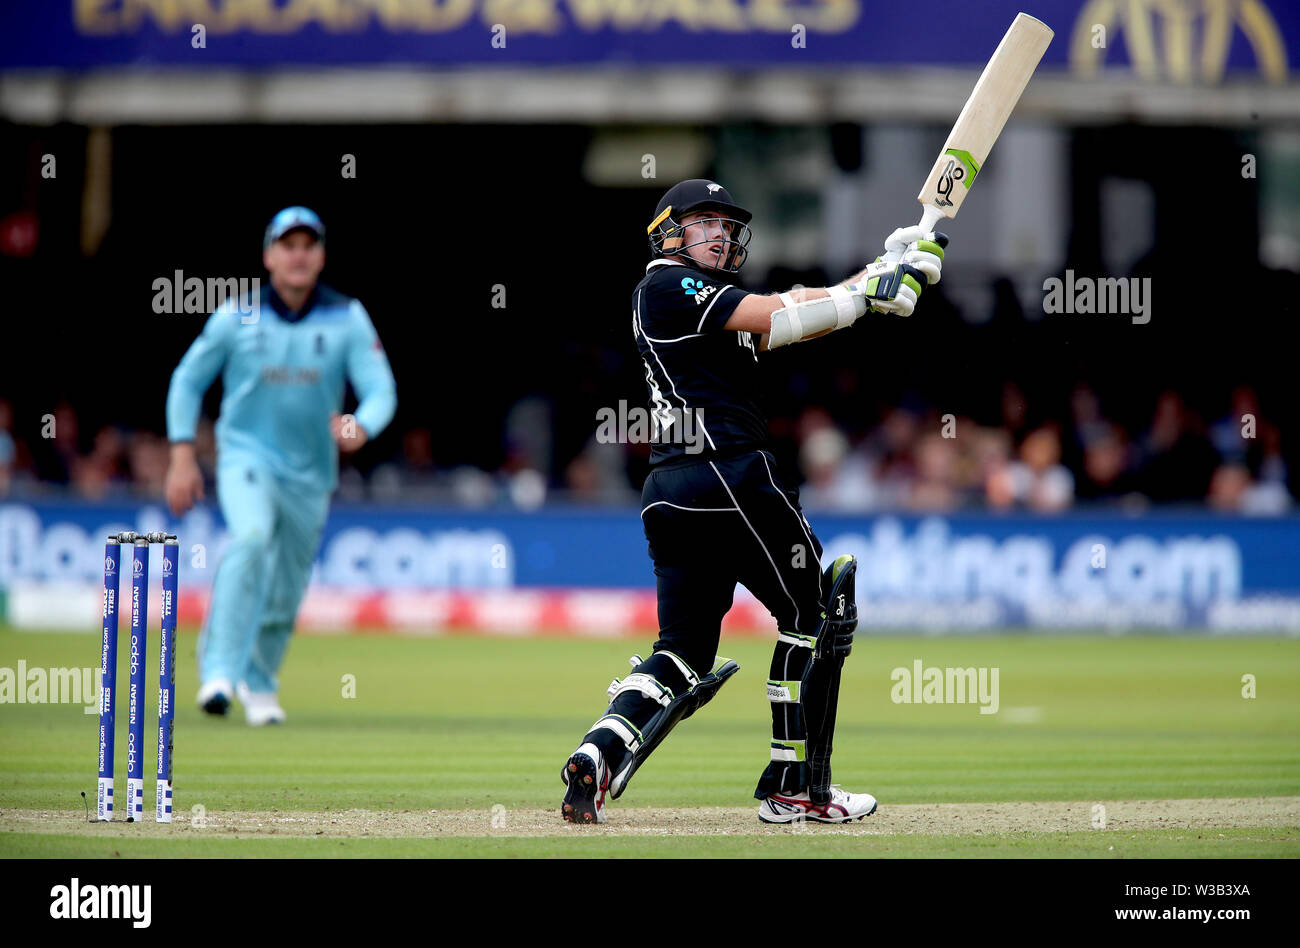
{"left": 882, "top": 204, "right": 949, "bottom": 265}
{"left": 917, "top": 204, "right": 947, "bottom": 232}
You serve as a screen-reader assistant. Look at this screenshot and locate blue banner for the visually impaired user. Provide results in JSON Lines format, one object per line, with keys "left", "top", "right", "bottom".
{"left": 1, "top": 1, "right": 1294, "bottom": 77}
{"left": 2, "top": 500, "right": 1298, "bottom": 630}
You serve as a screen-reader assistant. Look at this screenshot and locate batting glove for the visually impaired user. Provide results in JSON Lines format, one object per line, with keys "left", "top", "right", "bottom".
{"left": 859, "top": 259, "right": 928, "bottom": 318}
{"left": 880, "top": 226, "right": 949, "bottom": 285}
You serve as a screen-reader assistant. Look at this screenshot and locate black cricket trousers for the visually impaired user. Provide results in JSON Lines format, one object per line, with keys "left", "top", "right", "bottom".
{"left": 639, "top": 449, "right": 826, "bottom": 677}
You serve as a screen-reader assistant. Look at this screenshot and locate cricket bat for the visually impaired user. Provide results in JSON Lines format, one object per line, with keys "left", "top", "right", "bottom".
{"left": 915, "top": 12, "right": 1054, "bottom": 233}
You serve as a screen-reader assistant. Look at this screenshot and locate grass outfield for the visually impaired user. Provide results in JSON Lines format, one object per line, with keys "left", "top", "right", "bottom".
{"left": 1, "top": 627, "right": 1298, "bottom": 857}
{"left": 4, "top": 827, "right": 1293, "bottom": 858}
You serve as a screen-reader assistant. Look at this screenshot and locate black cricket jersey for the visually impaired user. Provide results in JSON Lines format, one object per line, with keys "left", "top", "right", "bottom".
{"left": 632, "top": 259, "right": 767, "bottom": 467}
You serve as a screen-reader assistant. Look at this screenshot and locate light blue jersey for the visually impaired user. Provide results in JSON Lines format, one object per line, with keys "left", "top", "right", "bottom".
{"left": 166, "top": 283, "right": 397, "bottom": 491}
{"left": 167, "top": 282, "right": 397, "bottom": 701}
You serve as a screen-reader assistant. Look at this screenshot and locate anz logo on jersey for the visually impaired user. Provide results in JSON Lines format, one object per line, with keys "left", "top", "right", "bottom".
{"left": 682, "top": 277, "right": 719, "bottom": 307}
{"left": 737, "top": 331, "right": 757, "bottom": 361}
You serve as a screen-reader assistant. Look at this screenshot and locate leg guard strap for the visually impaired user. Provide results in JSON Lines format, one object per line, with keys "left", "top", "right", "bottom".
{"left": 607, "top": 673, "right": 674, "bottom": 707}
{"left": 766, "top": 679, "right": 801, "bottom": 703}
{"left": 769, "top": 740, "right": 805, "bottom": 762}
{"left": 608, "top": 655, "right": 739, "bottom": 799}
{"left": 587, "top": 714, "right": 642, "bottom": 754}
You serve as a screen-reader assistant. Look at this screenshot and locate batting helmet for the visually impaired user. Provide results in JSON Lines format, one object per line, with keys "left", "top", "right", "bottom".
{"left": 647, "top": 179, "right": 753, "bottom": 274}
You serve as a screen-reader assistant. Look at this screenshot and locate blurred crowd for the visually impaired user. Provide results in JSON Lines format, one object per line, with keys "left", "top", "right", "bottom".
{"left": 0, "top": 400, "right": 176, "bottom": 501}
{"left": 784, "top": 383, "right": 1291, "bottom": 514}
{"left": 0, "top": 382, "right": 1289, "bottom": 514}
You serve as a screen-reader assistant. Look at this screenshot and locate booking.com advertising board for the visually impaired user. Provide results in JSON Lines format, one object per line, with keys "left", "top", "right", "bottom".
{"left": 0, "top": 2, "right": 1295, "bottom": 76}
{"left": 0, "top": 501, "right": 1297, "bottom": 634}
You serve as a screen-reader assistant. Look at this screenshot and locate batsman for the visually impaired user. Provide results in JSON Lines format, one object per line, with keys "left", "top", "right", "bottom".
{"left": 560, "top": 179, "right": 946, "bottom": 823}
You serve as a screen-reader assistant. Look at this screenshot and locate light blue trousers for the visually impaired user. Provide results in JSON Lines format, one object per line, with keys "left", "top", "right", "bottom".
{"left": 198, "top": 453, "right": 330, "bottom": 693}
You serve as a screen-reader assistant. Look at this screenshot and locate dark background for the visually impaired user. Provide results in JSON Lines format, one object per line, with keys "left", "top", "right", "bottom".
{"left": 1, "top": 120, "right": 1294, "bottom": 500}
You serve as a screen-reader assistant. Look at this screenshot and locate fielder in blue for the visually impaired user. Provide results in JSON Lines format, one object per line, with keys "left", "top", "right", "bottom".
{"left": 164, "top": 207, "right": 397, "bottom": 725}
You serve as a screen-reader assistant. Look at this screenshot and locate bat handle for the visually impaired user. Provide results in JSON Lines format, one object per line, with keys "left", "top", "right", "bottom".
{"left": 882, "top": 204, "right": 950, "bottom": 265}
{"left": 917, "top": 204, "right": 947, "bottom": 232}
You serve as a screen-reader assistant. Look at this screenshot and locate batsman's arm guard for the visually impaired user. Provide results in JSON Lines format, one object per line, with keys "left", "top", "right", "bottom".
{"left": 802, "top": 554, "right": 858, "bottom": 806}
{"left": 767, "top": 285, "right": 867, "bottom": 350}
{"left": 608, "top": 655, "right": 740, "bottom": 799}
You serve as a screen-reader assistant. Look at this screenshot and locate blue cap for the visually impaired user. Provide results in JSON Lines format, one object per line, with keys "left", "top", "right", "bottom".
{"left": 263, "top": 206, "right": 325, "bottom": 249}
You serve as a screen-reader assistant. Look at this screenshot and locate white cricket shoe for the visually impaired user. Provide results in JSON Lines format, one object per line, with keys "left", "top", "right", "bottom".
{"left": 560, "top": 743, "right": 609, "bottom": 824}
{"left": 236, "top": 681, "right": 287, "bottom": 727}
{"left": 757, "top": 786, "right": 878, "bottom": 824}
{"left": 197, "top": 678, "right": 234, "bottom": 716}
